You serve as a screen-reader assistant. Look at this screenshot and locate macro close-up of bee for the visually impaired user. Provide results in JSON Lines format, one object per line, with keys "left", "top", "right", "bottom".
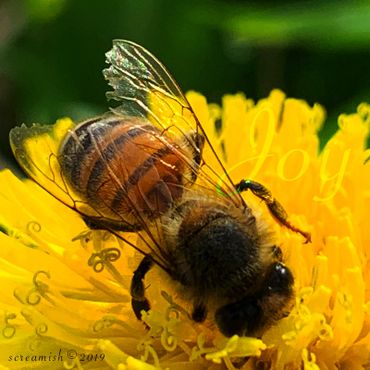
{"left": 9, "top": 40, "right": 311, "bottom": 338}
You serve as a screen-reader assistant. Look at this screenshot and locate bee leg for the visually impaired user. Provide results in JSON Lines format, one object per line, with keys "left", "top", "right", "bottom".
{"left": 130, "top": 256, "right": 153, "bottom": 321}
{"left": 191, "top": 301, "right": 207, "bottom": 322}
{"left": 81, "top": 215, "right": 142, "bottom": 232}
{"left": 235, "top": 179, "right": 311, "bottom": 243}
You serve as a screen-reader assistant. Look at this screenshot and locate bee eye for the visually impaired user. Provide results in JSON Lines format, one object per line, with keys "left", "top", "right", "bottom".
{"left": 267, "top": 263, "right": 294, "bottom": 293}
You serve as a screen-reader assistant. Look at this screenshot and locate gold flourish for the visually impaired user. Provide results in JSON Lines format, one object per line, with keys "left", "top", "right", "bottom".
{"left": 161, "top": 326, "right": 178, "bottom": 352}
{"left": 190, "top": 333, "right": 219, "bottom": 362}
{"left": 161, "top": 291, "right": 190, "bottom": 319}
{"left": 64, "top": 356, "right": 83, "bottom": 370}
{"left": 35, "top": 322, "right": 48, "bottom": 336}
{"left": 26, "top": 220, "right": 41, "bottom": 233}
{"left": 139, "top": 341, "right": 161, "bottom": 368}
{"left": 93, "top": 316, "right": 115, "bottom": 332}
{"left": 25, "top": 270, "right": 50, "bottom": 305}
{"left": 72, "top": 229, "right": 92, "bottom": 247}
{"left": 88, "top": 247, "right": 121, "bottom": 272}
{"left": 2, "top": 312, "right": 16, "bottom": 339}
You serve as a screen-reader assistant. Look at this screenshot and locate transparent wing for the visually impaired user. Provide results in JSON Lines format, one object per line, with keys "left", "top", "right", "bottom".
{"left": 9, "top": 118, "right": 186, "bottom": 272}
{"left": 9, "top": 40, "right": 246, "bottom": 274}
{"left": 104, "top": 40, "right": 194, "bottom": 134}
{"left": 103, "top": 40, "right": 244, "bottom": 206}
{"left": 9, "top": 119, "right": 97, "bottom": 215}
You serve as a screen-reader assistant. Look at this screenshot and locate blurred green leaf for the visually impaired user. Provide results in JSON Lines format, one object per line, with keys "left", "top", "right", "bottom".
{"left": 23, "top": 0, "right": 68, "bottom": 22}
{"left": 194, "top": 1, "right": 370, "bottom": 50}
{"left": 1, "top": 0, "right": 370, "bottom": 165}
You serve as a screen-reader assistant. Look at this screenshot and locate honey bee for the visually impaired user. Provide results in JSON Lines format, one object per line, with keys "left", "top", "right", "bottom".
{"left": 9, "top": 40, "right": 311, "bottom": 337}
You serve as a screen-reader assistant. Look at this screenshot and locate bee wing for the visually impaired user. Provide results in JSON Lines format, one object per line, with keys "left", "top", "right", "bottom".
{"left": 9, "top": 118, "right": 176, "bottom": 271}
{"left": 9, "top": 119, "right": 104, "bottom": 219}
{"left": 104, "top": 40, "right": 193, "bottom": 132}
{"left": 9, "top": 40, "right": 246, "bottom": 274}
{"left": 103, "top": 40, "right": 244, "bottom": 205}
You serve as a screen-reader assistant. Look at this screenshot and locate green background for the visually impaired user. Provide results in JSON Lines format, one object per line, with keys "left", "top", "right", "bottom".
{"left": 1, "top": 0, "right": 370, "bottom": 169}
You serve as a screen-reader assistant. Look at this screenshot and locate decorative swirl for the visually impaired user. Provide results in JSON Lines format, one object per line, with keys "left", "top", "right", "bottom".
{"left": 28, "top": 336, "right": 42, "bottom": 351}
{"left": 35, "top": 323, "right": 48, "bottom": 336}
{"left": 26, "top": 290, "right": 42, "bottom": 305}
{"left": 140, "top": 291, "right": 181, "bottom": 353}
{"left": 26, "top": 270, "right": 50, "bottom": 305}
{"left": 24, "top": 324, "right": 49, "bottom": 352}
{"left": 72, "top": 230, "right": 92, "bottom": 247}
{"left": 190, "top": 333, "right": 209, "bottom": 361}
{"left": 165, "top": 305, "right": 180, "bottom": 321}
{"left": 27, "top": 330, "right": 45, "bottom": 352}
{"left": 63, "top": 356, "right": 82, "bottom": 370}
{"left": 93, "top": 316, "right": 115, "bottom": 332}
{"left": 26, "top": 221, "right": 41, "bottom": 233}
{"left": 189, "top": 333, "right": 220, "bottom": 362}
{"left": 73, "top": 229, "right": 113, "bottom": 248}
{"left": 33, "top": 270, "right": 51, "bottom": 288}
{"left": 21, "top": 310, "right": 49, "bottom": 350}
{"left": 2, "top": 326, "right": 16, "bottom": 339}
{"left": 161, "top": 290, "right": 190, "bottom": 319}
{"left": 161, "top": 326, "right": 178, "bottom": 352}
{"left": 88, "top": 248, "right": 121, "bottom": 273}
{"left": 92, "top": 231, "right": 116, "bottom": 253}
{"left": 139, "top": 342, "right": 161, "bottom": 369}
{"left": 2, "top": 312, "right": 16, "bottom": 339}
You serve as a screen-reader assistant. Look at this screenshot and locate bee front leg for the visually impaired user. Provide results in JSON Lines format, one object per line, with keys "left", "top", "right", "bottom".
{"left": 130, "top": 255, "right": 153, "bottom": 320}
{"left": 235, "top": 179, "right": 311, "bottom": 243}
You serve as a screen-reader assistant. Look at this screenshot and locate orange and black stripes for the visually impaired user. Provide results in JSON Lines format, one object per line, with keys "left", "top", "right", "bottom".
{"left": 84, "top": 122, "right": 156, "bottom": 197}
{"left": 59, "top": 115, "right": 185, "bottom": 220}
{"left": 111, "top": 145, "right": 184, "bottom": 216}
{"left": 60, "top": 117, "right": 125, "bottom": 193}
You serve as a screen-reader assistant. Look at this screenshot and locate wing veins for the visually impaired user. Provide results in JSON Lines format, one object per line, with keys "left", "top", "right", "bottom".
{"left": 88, "top": 132, "right": 172, "bottom": 266}
{"left": 124, "top": 44, "right": 181, "bottom": 98}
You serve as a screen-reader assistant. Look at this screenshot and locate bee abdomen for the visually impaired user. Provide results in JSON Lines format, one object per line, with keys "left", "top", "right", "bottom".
{"left": 59, "top": 116, "right": 185, "bottom": 220}
{"left": 59, "top": 116, "right": 126, "bottom": 193}
{"left": 110, "top": 145, "right": 184, "bottom": 215}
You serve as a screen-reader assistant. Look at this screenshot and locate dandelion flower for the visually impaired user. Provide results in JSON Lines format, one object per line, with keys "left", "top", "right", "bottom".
{"left": 0, "top": 89, "right": 369, "bottom": 369}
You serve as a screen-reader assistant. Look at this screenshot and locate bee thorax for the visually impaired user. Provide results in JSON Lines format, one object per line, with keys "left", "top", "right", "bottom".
{"left": 167, "top": 201, "right": 263, "bottom": 299}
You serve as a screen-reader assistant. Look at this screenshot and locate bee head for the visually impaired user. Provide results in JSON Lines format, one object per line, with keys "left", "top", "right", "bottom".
{"left": 215, "top": 262, "right": 294, "bottom": 337}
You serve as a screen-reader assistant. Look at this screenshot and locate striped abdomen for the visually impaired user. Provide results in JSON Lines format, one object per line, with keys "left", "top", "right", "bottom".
{"left": 59, "top": 116, "right": 186, "bottom": 223}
